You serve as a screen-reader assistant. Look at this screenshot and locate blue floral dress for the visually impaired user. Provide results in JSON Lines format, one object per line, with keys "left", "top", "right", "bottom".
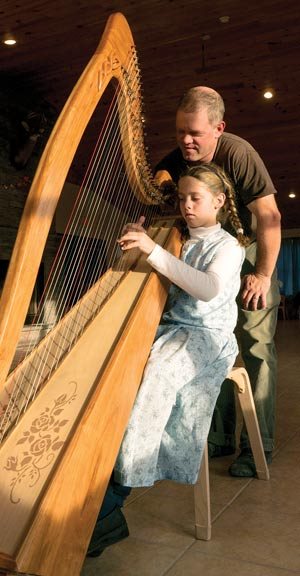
{"left": 114, "top": 228, "right": 244, "bottom": 486}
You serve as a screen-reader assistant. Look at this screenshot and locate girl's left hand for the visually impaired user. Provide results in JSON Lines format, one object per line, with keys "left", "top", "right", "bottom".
{"left": 118, "top": 230, "right": 156, "bottom": 256}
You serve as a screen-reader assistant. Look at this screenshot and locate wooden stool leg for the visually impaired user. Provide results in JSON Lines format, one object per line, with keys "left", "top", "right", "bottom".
{"left": 194, "top": 443, "right": 211, "bottom": 540}
{"left": 193, "top": 367, "right": 269, "bottom": 542}
{"left": 230, "top": 367, "right": 270, "bottom": 480}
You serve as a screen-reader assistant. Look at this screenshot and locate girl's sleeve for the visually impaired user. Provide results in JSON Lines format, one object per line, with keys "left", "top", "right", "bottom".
{"left": 147, "top": 241, "right": 244, "bottom": 301}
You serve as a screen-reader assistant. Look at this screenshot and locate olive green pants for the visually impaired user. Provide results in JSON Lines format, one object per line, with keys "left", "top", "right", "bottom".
{"left": 208, "top": 242, "right": 281, "bottom": 453}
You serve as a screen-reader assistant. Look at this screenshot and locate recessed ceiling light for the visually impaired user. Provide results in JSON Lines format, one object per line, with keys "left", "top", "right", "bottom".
{"left": 288, "top": 192, "right": 296, "bottom": 198}
{"left": 219, "top": 16, "right": 230, "bottom": 23}
{"left": 3, "top": 33, "right": 17, "bottom": 45}
{"left": 263, "top": 90, "right": 274, "bottom": 99}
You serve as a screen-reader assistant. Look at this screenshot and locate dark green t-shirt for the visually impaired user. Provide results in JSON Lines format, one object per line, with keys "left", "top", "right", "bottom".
{"left": 155, "top": 131, "right": 277, "bottom": 236}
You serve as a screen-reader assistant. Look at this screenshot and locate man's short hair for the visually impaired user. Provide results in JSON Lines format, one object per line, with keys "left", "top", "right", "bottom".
{"left": 177, "top": 86, "right": 225, "bottom": 125}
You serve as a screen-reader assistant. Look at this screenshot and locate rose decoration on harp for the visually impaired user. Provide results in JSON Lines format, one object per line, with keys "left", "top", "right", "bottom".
{"left": 4, "top": 383, "right": 77, "bottom": 504}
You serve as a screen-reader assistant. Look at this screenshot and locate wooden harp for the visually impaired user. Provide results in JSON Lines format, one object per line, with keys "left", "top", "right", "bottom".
{"left": 0, "top": 13, "right": 180, "bottom": 576}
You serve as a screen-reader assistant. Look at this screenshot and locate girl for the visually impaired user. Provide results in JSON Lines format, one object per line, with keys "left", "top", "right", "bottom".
{"left": 87, "top": 163, "right": 248, "bottom": 556}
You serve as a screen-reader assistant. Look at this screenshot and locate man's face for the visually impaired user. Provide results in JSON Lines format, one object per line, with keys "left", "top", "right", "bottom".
{"left": 176, "top": 108, "right": 225, "bottom": 163}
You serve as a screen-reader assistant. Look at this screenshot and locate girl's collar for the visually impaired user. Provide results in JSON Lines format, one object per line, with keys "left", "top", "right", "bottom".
{"left": 187, "top": 223, "right": 221, "bottom": 240}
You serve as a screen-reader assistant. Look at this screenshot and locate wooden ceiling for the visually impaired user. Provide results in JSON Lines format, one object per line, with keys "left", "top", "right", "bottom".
{"left": 1, "top": 0, "right": 299, "bottom": 229}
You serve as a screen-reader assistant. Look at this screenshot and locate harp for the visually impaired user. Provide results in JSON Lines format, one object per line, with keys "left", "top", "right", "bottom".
{"left": 0, "top": 13, "right": 180, "bottom": 576}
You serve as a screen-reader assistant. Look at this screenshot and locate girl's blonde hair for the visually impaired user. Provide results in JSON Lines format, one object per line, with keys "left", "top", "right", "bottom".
{"left": 178, "top": 163, "right": 250, "bottom": 247}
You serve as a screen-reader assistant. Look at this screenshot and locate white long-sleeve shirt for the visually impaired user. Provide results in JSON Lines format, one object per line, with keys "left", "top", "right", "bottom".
{"left": 147, "top": 223, "right": 243, "bottom": 302}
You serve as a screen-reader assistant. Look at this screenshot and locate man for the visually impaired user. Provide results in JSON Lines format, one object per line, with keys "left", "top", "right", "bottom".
{"left": 155, "top": 86, "right": 281, "bottom": 477}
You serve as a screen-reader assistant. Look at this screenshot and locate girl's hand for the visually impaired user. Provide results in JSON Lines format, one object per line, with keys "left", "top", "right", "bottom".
{"left": 118, "top": 230, "right": 156, "bottom": 256}
{"left": 121, "top": 215, "right": 145, "bottom": 236}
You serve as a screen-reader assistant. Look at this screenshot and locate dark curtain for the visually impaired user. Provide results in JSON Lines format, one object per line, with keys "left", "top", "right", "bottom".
{"left": 277, "top": 238, "right": 300, "bottom": 296}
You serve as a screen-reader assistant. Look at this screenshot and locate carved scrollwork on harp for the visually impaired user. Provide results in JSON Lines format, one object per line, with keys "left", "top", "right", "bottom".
{"left": 98, "top": 52, "right": 121, "bottom": 90}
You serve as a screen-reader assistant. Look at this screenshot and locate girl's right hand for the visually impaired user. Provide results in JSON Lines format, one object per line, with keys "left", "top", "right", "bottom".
{"left": 117, "top": 229, "right": 156, "bottom": 256}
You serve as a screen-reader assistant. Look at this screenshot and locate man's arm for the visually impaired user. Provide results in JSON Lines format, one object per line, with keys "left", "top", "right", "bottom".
{"left": 241, "top": 194, "right": 281, "bottom": 310}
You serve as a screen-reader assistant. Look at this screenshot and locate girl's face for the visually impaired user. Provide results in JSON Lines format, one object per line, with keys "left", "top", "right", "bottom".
{"left": 178, "top": 175, "right": 225, "bottom": 228}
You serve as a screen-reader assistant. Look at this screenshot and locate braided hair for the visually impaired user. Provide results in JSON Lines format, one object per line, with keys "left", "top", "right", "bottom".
{"left": 178, "top": 163, "right": 250, "bottom": 247}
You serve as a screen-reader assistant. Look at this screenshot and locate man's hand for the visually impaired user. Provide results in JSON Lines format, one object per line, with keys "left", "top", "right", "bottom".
{"left": 241, "top": 273, "right": 271, "bottom": 310}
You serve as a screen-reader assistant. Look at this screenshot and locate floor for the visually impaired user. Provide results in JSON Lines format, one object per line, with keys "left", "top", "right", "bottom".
{"left": 82, "top": 319, "right": 300, "bottom": 576}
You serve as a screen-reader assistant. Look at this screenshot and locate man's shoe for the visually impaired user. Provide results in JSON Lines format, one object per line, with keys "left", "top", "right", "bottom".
{"left": 228, "top": 449, "right": 272, "bottom": 478}
{"left": 86, "top": 506, "right": 129, "bottom": 558}
{"left": 208, "top": 442, "right": 236, "bottom": 458}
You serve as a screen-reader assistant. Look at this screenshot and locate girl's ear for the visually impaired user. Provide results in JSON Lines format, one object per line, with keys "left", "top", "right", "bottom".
{"left": 215, "top": 192, "right": 226, "bottom": 209}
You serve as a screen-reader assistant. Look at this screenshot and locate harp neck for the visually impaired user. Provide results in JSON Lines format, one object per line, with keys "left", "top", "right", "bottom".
{"left": 0, "top": 12, "right": 161, "bottom": 389}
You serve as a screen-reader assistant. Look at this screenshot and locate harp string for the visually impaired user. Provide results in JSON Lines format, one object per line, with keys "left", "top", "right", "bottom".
{"left": 1, "top": 73, "right": 132, "bottom": 434}
{"left": 46, "top": 50, "right": 151, "bottom": 316}
{"left": 43, "top": 89, "right": 124, "bottom": 324}
{"left": 0, "top": 50, "right": 162, "bottom": 440}
{"left": 32, "top": 55, "right": 143, "bottom": 340}
{"left": 0, "top": 96, "right": 130, "bottom": 436}
{"left": 45, "top": 95, "right": 125, "bottom": 318}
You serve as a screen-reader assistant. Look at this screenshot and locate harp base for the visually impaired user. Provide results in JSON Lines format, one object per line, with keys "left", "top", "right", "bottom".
{"left": 0, "top": 553, "right": 17, "bottom": 572}
{"left": 0, "top": 551, "right": 38, "bottom": 576}
{"left": 0, "top": 553, "right": 38, "bottom": 575}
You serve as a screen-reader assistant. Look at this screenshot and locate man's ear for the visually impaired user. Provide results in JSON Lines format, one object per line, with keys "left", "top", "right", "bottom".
{"left": 215, "top": 120, "right": 226, "bottom": 138}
